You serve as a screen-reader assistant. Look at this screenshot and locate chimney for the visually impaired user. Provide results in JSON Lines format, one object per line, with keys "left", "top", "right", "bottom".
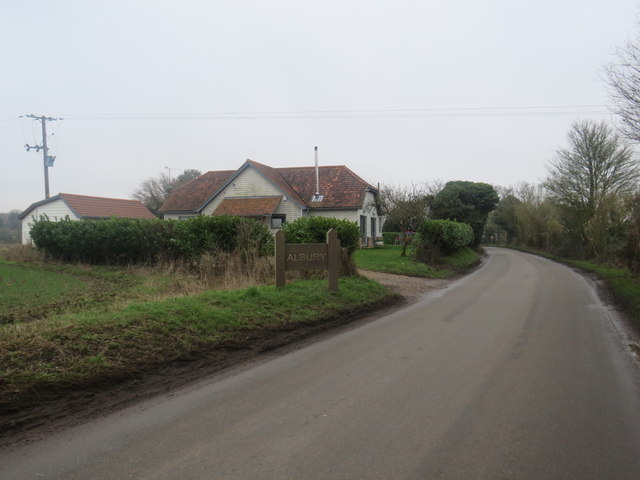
{"left": 311, "top": 146, "right": 324, "bottom": 202}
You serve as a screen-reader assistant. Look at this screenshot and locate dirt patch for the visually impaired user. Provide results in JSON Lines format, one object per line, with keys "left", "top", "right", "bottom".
{"left": 0, "top": 272, "right": 455, "bottom": 448}
{"left": 359, "top": 269, "right": 451, "bottom": 299}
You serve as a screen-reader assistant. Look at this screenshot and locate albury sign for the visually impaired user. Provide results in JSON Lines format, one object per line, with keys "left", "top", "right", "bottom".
{"left": 275, "top": 229, "right": 341, "bottom": 292}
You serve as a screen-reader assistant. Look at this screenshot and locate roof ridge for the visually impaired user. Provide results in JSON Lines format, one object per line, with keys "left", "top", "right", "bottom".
{"left": 60, "top": 193, "right": 139, "bottom": 202}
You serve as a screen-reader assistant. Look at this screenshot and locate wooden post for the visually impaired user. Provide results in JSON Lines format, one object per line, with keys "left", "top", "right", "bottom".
{"left": 275, "top": 230, "right": 286, "bottom": 288}
{"left": 326, "top": 228, "right": 340, "bottom": 292}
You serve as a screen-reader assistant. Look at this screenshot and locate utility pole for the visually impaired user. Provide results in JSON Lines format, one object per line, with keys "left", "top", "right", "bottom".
{"left": 22, "top": 114, "right": 62, "bottom": 198}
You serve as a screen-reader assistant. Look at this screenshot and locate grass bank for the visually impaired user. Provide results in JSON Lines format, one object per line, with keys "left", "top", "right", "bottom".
{"left": 502, "top": 246, "right": 640, "bottom": 327}
{"left": 354, "top": 245, "right": 480, "bottom": 277}
{"left": 0, "top": 276, "right": 398, "bottom": 413}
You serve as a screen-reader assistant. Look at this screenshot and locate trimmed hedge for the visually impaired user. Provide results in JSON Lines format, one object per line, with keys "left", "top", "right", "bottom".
{"left": 416, "top": 219, "right": 474, "bottom": 255}
{"left": 281, "top": 217, "right": 361, "bottom": 253}
{"left": 29, "top": 215, "right": 273, "bottom": 265}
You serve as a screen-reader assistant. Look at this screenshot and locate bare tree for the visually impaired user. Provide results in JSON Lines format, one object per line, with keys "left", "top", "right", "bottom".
{"left": 544, "top": 120, "right": 639, "bottom": 254}
{"left": 377, "top": 183, "right": 432, "bottom": 256}
{"left": 133, "top": 168, "right": 201, "bottom": 214}
{"left": 606, "top": 32, "right": 640, "bottom": 143}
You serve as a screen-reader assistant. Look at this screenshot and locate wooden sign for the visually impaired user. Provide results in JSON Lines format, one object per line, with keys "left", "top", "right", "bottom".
{"left": 275, "top": 228, "right": 341, "bottom": 292}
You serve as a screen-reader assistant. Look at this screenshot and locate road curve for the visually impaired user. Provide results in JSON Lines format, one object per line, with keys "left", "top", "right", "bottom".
{"left": 1, "top": 248, "right": 640, "bottom": 479}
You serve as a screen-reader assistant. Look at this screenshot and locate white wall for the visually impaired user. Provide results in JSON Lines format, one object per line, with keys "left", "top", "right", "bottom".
{"left": 201, "top": 167, "right": 305, "bottom": 224}
{"left": 162, "top": 213, "right": 198, "bottom": 220}
{"left": 21, "top": 199, "right": 76, "bottom": 244}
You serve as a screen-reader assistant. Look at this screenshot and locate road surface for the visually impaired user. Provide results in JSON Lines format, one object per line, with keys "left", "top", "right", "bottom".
{"left": 2, "top": 248, "right": 640, "bottom": 479}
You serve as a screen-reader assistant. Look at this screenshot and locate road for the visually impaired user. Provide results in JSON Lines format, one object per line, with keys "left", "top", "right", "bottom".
{"left": 2, "top": 248, "right": 640, "bottom": 479}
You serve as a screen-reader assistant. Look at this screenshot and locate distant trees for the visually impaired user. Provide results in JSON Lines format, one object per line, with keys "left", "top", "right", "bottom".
{"left": 0, "top": 210, "right": 21, "bottom": 244}
{"left": 133, "top": 169, "right": 201, "bottom": 214}
{"left": 430, "top": 181, "right": 499, "bottom": 246}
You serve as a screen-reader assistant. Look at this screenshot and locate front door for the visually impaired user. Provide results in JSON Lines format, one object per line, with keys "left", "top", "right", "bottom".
{"left": 360, "top": 215, "right": 367, "bottom": 246}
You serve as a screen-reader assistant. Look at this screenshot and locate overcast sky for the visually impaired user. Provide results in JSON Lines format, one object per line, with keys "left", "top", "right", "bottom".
{"left": 1, "top": 0, "right": 638, "bottom": 212}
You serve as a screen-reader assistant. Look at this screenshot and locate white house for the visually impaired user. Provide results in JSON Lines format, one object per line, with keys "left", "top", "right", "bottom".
{"left": 19, "top": 193, "right": 156, "bottom": 244}
{"left": 159, "top": 159, "right": 384, "bottom": 246}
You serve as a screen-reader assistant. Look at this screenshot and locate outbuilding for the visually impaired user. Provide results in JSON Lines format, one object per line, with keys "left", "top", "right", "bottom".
{"left": 19, "top": 193, "right": 156, "bottom": 244}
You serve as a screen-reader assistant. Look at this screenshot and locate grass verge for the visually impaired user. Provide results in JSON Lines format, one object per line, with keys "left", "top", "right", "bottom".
{"left": 354, "top": 245, "right": 480, "bottom": 277}
{"left": 0, "top": 276, "right": 399, "bottom": 413}
{"left": 501, "top": 246, "right": 640, "bottom": 327}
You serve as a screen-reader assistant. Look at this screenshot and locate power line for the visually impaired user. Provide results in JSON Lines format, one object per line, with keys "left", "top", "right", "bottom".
{"left": 57, "top": 104, "right": 612, "bottom": 121}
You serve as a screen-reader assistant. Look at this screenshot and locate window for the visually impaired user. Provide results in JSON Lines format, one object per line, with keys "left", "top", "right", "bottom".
{"left": 271, "top": 214, "right": 286, "bottom": 229}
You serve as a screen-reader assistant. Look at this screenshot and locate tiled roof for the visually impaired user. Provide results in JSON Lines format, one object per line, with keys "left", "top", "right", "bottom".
{"left": 60, "top": 193, "right": 156, "bottom": 219}
{"left": 159, "top": 170, "right": 235, "bottom": 212}
{"left": 213, "top": 196, "right": 282, "bottom": 216}
{"left": 277, "top": 165, "right": 374, "bottom": 209}
{"left": 159, "top": 160, "right": 377, "bottom": 214}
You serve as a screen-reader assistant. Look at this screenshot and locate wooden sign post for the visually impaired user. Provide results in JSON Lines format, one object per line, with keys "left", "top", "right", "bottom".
{"left": 275, "top": 228, "right": 341, "bottom": 292}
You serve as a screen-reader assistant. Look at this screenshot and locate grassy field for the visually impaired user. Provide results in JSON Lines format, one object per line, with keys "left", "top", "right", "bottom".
{"left": 0, "top": 261, "right": 87, "bottom": 323}
{"left": 0, "top": 249, "right": 399, "bottom": 413}
{"left": 0, "top": 259, "right": 204, "bottom": 325}
{"left": 354, "top": 245, "right": 480, "bottom": 277}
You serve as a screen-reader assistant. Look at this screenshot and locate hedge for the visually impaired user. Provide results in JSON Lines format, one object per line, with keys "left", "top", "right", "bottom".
{"left": 281, "top": 217, "right": 361, "bottom": 253}
{"left": 29, "top": 215, "right": 273, "bottom": 265}
{"left": 416, "top": 219, "right": 474, "bottom": 256}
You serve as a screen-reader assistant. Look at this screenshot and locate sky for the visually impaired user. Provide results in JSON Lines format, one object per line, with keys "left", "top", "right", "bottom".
{"left": 1, "top": 0, "right": 638, "bottom": 212}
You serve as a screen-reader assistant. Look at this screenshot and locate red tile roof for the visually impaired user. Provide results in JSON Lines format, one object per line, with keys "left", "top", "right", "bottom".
{"left": 60, "top": 193, "right": 156, "bottom": 219}
{"left": 213, "top": 196, "right": 282, "bottom": 216}
{"left": 159, "top": 170, "right": 235, "bottom": 212}
{"left": 277, "top": 165, "right": 373, "bottom": 209}
{"left": 159, "top": 160, "right": 377, "bottom": 213}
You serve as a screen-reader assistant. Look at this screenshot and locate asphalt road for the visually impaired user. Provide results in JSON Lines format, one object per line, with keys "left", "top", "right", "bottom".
{"left": 2, "top": 248, "right": 640, "bottom": 479}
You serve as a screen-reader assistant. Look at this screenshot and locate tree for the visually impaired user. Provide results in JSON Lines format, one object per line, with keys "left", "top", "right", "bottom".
{"left": 544, "top": 120, "right": 640, "bottom": 257}
{"left": 490, "top": 194, "right": 521, "bottom": 244}
{"left": 133, "top": 169, "right": 201, "bottom": 213}
{"left": 430, "top": 181, "right": 499, "bottom": 246}
{"left": 606, "top": 32, "right": 640, "bottom": 143}
{"left": 377, "top": 183, "right": 432, "bottom": 256}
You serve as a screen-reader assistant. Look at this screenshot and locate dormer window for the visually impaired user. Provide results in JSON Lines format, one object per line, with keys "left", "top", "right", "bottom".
{"left": 310, "top": 194, "right": 324, "bottom": 202}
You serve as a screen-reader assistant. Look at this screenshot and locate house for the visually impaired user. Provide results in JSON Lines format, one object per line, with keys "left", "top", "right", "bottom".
{"left": 19, "top": 193, "right": 156, "bottom": 244}
{"left": 159, "top": 159, "right": 384, "bottom": 246}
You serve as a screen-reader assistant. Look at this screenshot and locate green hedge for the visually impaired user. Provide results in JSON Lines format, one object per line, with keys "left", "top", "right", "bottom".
{"left": 281, "top": 217, "right": 361, "bottom": 253}
{"left": 382, "top": 232, "right": 401, "bottom": 245}
{"left": 29, "top": 215, "right": 273, "bottom": 265}
{"left": 416, "top": 219, "right": 474, "bottom": 255}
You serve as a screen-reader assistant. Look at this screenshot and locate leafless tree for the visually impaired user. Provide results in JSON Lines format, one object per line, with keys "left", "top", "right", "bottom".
{"left": 544, "top": 120, "right": 639, "bottom": 253}
{"left": 377, "top": 183, "right": 432, "bottom": 256}
{"left": 133, "top": 169, "right": 201, "bottom": 214}
{"left": 606, "top": 32, "right": 640, "bottom": 143}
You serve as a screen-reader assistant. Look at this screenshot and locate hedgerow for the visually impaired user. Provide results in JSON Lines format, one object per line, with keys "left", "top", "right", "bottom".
{"left": 29, "top": 215, "right": 273, "bottom": 265}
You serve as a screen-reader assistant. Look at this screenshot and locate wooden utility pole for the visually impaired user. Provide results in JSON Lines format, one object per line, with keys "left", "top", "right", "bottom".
{"left": 23, "top": 114, "right": 62, "bottom": 198}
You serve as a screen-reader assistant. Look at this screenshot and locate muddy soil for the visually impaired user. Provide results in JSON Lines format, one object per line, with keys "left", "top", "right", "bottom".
{"left": 0, "top": 272, "right": 452, "bottom": 448}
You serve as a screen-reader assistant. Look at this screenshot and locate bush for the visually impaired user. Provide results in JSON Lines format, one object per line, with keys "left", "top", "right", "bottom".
{"left": 382, "top": 232, "right": 401, "bottom": 245}
{"left": 415, "top": 219, "right": 474, "bottom": 261}
{"left": 29, "top": 215, "right": 273, "bottom": 265}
